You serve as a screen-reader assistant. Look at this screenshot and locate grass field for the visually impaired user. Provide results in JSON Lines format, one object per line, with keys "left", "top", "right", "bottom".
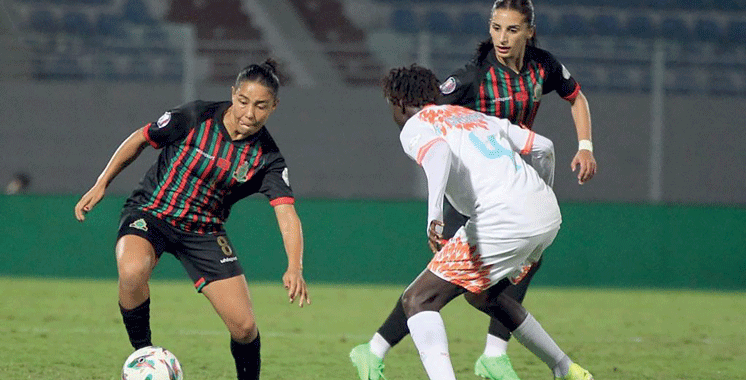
{"left": 1, "top": 277, "right": 744, "bottom": 380}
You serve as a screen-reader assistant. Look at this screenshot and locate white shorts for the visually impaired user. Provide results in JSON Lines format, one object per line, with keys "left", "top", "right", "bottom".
{"left": 427, "top": 224, "right": 559, "bottom": 293}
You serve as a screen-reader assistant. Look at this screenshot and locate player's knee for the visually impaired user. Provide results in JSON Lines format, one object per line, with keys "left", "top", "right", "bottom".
{"left": 229, "top": 318, "right": 258, "bottom": 343}
{"left": 401, "top": 288, "right": 435, "bottom": 317}
{"left": 117, "top": 258, "right": 152, "bottom": 286}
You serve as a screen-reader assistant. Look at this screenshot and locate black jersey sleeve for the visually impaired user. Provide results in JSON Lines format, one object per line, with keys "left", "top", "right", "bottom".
{"left": 256, "top": 130, "right": 294, "bottom": 206}
{"left": 143, "top": 101, "right": 202, "bottom": 148}
{"left": 436, "top": 63, "right": 479, "bottom": 106}
{"left": 536, "top": 49, "right": 581, "bottom": 100}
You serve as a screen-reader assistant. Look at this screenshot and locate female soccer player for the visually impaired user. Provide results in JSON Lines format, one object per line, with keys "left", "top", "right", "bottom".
{"left": 375, "top": 64, "right": 593, "bottom": 380}
{"left": 74, "top": 59, "right": 310, "bottom": 380}
{"left": 351, "top": 1, "right": 596, "bottom": 379}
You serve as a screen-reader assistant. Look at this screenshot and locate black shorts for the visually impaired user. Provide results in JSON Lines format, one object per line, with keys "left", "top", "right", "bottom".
{"left": 117, "top": 209, "right": 244, "bottom": 292}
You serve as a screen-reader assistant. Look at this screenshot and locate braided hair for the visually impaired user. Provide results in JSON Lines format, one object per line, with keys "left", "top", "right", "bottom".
{"left": 475, "top": 0, "right": 537, "bottom": 64}
{"left": 382, "top": 64, "right": 440, "bottom": 107}
{"left": 234, "top": 58, "right": 282, "bottom": 99}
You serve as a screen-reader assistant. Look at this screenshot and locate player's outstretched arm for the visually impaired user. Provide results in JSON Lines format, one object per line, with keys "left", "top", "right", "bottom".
{"left": 273, "top": 203, "right": 311, "bottom": 307}
{"left": 74, "top": 127, "right": 150, "bottom": 221}
{"left": 568, "top": 91, "right": 597, "bottom": 184}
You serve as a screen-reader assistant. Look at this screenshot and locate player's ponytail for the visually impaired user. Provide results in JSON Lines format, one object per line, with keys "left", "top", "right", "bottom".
{"left": 235, "top": 58, "right": 282, "bottom": 99}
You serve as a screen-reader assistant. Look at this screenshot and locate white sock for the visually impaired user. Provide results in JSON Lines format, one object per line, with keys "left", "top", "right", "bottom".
{"left": 512, "top": 313, "right": 572, "bottom": 377}
{"left": 483, "top": 334, "right": 509, "bottom": 357}
{"left": 407, "top": 311, "right": 456, "bottom": 380}
{"left": 368, "top": 332, "right": 391, "bottom": 359}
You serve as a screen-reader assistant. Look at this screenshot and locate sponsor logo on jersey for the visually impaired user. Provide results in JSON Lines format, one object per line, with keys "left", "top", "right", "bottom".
{"left": 233, "top": 161, "right": 250, "bottom": 182}
{"left": 439, "top": 77, "right": 458, "bottom": 95}
{"left": 220, "top": 256, "right": 238, "bottom": 264}
{"left": 157, "top": 112, "right": 171, "bottom": 129}
{"left": 282, "top": 167, "right": 290, "bottom": 187}
{"left": 129, "top": 218, "right": 148, "bottom": 231}
{"left": 195, "top": 147, "right": 215, "bottom": 160}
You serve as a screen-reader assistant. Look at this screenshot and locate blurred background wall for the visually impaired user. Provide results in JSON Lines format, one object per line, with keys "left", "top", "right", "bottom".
{"left": 1, "top": 0, "right": 745, "bottom": 204}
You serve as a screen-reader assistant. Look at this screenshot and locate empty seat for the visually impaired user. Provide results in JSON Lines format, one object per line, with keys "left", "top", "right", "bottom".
{"left": 61, "top": 11, "right": 92, "bottom": 36}
{"left": 659, "top": 17, "right": 691, "bottom": 40}
{"left": 457, "top": 11, "right": 486, "bottom": 36}
{"left": 726, "top": 20, "right": 746, "bottom": 44}
{"left": 424, "top": 10, "right": 452, "bottom": 34}
{"left": 122, "top": 0, "right": 154, "bottom": 24}
{"left": 592, "top": 14, "right": 621, "bottom": 36}
{"left": 626, "top": 15, "right": 656, "bottom": 39}
{"left": 534, "top": 11, "right": 555, "bottom": 36}
{"left": 694, "top": 18, "right": 724, "bottom": 42}
{"left": 28, "top": 9, "right": 59, "bottom": 34}
{"left": 391, "top": 8, "right": 418, "bottom": 34}
{"left": 96, "top": 14, "right": 127, "bottom": 38}
{"left": 556, "top": 13, "right": 590, "bottom": 37}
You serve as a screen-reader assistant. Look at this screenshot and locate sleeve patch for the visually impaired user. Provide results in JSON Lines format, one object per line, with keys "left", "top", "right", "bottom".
{"left": 157, "top": 111, "right": 172, "bottom": 128}
{"left": 439, "top": 77, "right": 459, "bottom": 95}
{"left": 282, "top": 167, "right": 290, "bottom": 187}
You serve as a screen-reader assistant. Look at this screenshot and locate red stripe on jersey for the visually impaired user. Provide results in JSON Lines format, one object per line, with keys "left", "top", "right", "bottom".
{"left": 478, "top": 82, "right": 487, "bottom": 112}
{"left": 416, "top": 137, "right": 446, "bottom": 165}
{"left": 270, "top": 197, "right": 295, "bottom": 206}
{"left": 228, "top": 142, "right": 256, "bottom": 187}
{"left": 143, "top": 128, "right": 198, "bottom": 214}
{"left": 562, "top": 82, "right": 581, "bottom": 101}
{"left": 520, "top": 131, "right": 536, "bottom": 155}
{"left": 177, "top": 119, "right": 221, "bottom": 221}
{"left": 490, "top": 67, "right": 500, "bottom": 116}
{"left": 502, "top": 70, "right": 514, "bottom": 120}
{"left": 156, "top": 121, "right": 212, "bottom": 220}
{"left": 516, "top": 75, "right": 528, "bottom": 125}
{"left": 243, "top": 146, "right": 264, "bottom": 182}
{"left": 526, "top": 64, "right": 545, "bottom": 129}
{"left": 142, "top": 123, "right": 159, "bottom": 148}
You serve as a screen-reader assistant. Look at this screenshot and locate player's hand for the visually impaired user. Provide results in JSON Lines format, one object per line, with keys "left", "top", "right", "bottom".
{"left": 282, "top": 267, "right": 310, "bottom": 307}
{"left": 427, "top": 220, "right": 446, "bottom": 254}
{"left": 571, "top": 150, "right": 597, "bottom": 185}
{"left": 74, "top": 183, "right": 106, "bottom": 222}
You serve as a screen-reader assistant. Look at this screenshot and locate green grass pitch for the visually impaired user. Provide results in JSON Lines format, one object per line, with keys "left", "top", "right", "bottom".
{"left": 1, "top": 277, "right": 744, "bottom": 379}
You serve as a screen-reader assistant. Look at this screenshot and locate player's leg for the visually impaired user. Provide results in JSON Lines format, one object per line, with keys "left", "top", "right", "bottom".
{"left": 116, "top": 234, "right": 158, "bottom": 350}
{"left": 202, "top": 275, "right": 261, "bottom": 380}
{"left": 474, "top": 258, "right": 543, "bottom": 380}
{"left": 400, "top": 269, "right": 466, "bottom": 380}
{"left": 177, "top": 231, "right": 258, "bottom": 380}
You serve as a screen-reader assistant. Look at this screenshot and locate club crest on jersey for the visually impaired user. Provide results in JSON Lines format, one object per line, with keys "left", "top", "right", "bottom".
{"left": 533, "top": 83, "right": 543, "bottom": 102}
{"left": 233, "top": 161, "right": 250, "bottom": 182}
{"left": 157, "top": 112, "right": 171, "bottom": 129}
{"left": 439, "top": 77, "right": 458, "bottom": 95}
{"left": 129, "top": 218, "right": 148, "bottom": 231}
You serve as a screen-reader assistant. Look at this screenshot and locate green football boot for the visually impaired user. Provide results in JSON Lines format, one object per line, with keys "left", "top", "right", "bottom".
{"left": 474, "top": 354, "right": 521, "bottom": 380}
{"left": 555, "top": 363, "right": 594, "bottom": 380}
{"left": 349, "top": 343, "right": 387, "bottom": 380}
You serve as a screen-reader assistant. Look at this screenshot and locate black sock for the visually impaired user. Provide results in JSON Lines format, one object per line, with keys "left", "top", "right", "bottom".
{"left": 120, "top": 298, "right": 152, "bottom": 350}
{"left": 231, "top": 333, "right": 261, "bottom": 380}
{"left": 487, "top": 317, "right": 513, "bottom": 341}
{"left": 375, "top": 295, "right": 410, "bottom": 346}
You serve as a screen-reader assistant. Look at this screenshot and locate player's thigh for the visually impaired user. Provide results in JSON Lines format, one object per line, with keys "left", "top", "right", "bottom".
{"left": 115, "top": 234, "right": 158, "bottom": 278}
{"left": 201, "top": 275, "right": 256, "bottom": 340}
{"left": 402, "top": 269, "right": 465, "bottom": 316}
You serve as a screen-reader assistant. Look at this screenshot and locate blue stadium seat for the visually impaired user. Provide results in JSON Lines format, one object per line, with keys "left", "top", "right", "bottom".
{"left": 61, "top": 11, "right": 92, "bottom": 36}
{"left": 28, "top": 9, "right": 59, "bottom": 34}
{"left": 534, "top": 11, "right": 555, "bottom": 36}
{"left": 96, "top": 14, "right": 127, "bottom": 38}
{"left": 556, "top": 13, "right": 591, "bottom": 37}
{"left": 457, "top": 11, "right": 487, "bottom": 36}
{"left": 626, "top": 15, "right": 656, "bottom": 39}
{"left": 726, "top": 20, "right": 746, "bottom": 44}
{"left": 592, "top": 14, "right": 621, "bottom": 36}
{"left": 659, "top": 16, "right": 691, "bottom": 40}
{"left": 694, "top": 18, "right": 724, "bottom": 42}
{"left": 122, "top": 0, "right": 153, "bottom": 24}
{"left": 424, "top": 10, "right": 452, "bottom": 34}
{"left": 391, "top": 8, "right": 418, "bottom": 34}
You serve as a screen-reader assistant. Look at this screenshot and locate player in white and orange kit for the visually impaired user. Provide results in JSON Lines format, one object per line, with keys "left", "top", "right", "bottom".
{"left": 354, "top": 64, "right": 593, "bottom": 380}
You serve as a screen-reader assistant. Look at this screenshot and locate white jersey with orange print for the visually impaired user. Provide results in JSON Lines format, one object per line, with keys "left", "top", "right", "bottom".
{"left": 399, "top": 104, "right": 562, "bottom": 293}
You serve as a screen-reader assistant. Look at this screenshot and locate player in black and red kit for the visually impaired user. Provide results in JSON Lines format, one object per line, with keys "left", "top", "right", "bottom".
{"left": 75, "top": 59, "right": 310, "bottom": 380}
{"left": 350, "top": 1, "right": 596, "bottom": 380}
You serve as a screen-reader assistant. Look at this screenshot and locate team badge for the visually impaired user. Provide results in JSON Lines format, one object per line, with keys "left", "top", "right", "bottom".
{"left": 439, "top": 77, "right": 458, "bottom": 95}
{"left": 515, "top": 92, "right": 529, "bottom": 102}
{"left": 282, "top": 167, "right": 290, "bottom": 187}
{"left": 533, "top": 83, "right": 543, "bottom": 102}
{"left": 129, "top": 218, "right": 148, "bottom": 231}
{"left": 233, "top": 161, "right": 250, "bottom": 182}
{"left": 157, "top": 112, "right": 171, "bottom": 129}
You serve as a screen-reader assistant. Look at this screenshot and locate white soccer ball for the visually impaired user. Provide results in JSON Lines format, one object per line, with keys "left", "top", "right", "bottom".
{"left": 121, "top": 346, "right": 184, "bottom": 380}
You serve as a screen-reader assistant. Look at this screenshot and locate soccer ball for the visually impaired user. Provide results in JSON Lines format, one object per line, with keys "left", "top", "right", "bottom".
{"left": 121, "top": 346, "right": 184, "bottom": 380}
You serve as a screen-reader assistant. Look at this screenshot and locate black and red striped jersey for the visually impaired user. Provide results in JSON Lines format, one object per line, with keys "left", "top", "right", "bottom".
{"left": 124, "top": 100, "right": 294, "bottom": 234}
{"left": 437, "top": 45, "right": 580, "bottom": 129}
